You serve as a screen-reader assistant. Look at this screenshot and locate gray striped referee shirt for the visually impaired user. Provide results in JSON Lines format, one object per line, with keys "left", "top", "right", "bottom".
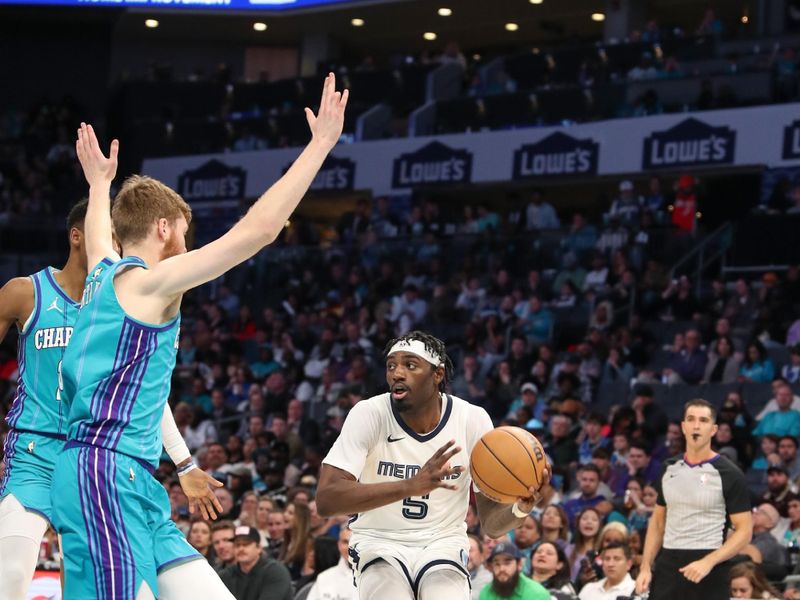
{"left": 655, "top": 454, "right": 751, "bottom": 550}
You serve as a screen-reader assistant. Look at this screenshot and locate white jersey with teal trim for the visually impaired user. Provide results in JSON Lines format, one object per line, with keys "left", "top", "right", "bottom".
{"left": 323, "top": 393, "right": 493, "bottom": 545}
{"left": 5, "top": 267, "right": 80, "bottom": 435}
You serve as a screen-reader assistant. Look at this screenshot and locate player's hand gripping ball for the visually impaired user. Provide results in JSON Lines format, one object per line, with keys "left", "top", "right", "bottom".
{"left": 470, "top": 426, "right": 547, "bottom": 504}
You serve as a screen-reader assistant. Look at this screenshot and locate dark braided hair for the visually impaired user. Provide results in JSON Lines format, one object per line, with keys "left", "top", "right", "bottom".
{"left": 383, "top": 330, "right": 454, "bottom": 392}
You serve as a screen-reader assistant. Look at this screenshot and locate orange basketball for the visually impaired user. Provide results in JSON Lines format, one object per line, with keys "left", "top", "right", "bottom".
{"left": 470, "top": 426, "right": 546, "bottom": 504}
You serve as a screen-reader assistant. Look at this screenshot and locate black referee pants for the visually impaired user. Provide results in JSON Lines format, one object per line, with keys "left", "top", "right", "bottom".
{"left": 649, "top": 549, "right": 731, "bottom": 600}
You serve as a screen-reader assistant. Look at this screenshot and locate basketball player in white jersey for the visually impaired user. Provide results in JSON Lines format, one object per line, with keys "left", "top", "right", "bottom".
{"left": 316, "top": 331, "right": 549, "bottom": 600}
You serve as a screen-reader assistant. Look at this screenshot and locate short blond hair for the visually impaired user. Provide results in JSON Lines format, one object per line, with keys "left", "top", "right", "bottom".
{"left": 112, "top": 175, "right": 192, "bottom": 245}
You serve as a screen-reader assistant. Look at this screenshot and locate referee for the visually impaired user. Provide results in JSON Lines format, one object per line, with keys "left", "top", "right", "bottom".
{"left": 635, "top": 399, "right": 752, "bottom": 600}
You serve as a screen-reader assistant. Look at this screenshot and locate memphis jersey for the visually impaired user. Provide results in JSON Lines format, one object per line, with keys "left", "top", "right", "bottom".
{"left": 323, "top": 393, "right": 493, "bottom": 544}
{"left": 6, "top": 267, "right": 79, "bottom": 435}
{"left": 62, "top": 256, "right": 179, "bottom": 468}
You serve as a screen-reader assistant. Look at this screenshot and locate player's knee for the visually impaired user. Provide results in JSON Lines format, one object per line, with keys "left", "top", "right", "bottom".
{"left": 0, "top": 559, "right": 33, "bottom": 595}
{"left": 417, "top": 568, "right": 469, "bottom": 600}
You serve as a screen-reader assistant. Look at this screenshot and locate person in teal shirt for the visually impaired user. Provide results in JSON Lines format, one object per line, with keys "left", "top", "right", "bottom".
{"left": 753, "top": 384, "right": 800, "bottom": 437}
{"left": 479, "top": 542, "right": 550, "bottom": 600}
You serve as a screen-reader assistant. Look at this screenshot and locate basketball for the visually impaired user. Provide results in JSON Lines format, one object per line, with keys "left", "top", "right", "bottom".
{"left": 470, "top": 426, "right": 547, "bottom": 504}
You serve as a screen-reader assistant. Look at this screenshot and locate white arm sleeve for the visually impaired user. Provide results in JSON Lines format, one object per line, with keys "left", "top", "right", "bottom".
{"left": 161, "top": 404, "right": 192, "bottom": 465}
{"left": 322, "top": 399, "right": 381, "bottom": 480}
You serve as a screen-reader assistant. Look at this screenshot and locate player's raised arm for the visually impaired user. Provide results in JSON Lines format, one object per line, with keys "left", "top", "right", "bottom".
{"left": 143, "top": 73, "right": 348, "bottom": 298}
{"left": 0, "top": 277, "right": 34, "bottom": 343}
{"left": 75, "top": 122, "right": 120, "bottom": 268}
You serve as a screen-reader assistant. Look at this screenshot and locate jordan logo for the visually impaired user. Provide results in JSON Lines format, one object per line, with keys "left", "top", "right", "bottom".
{"left": 46, "top": 299, "right": 63, "bottom": 315}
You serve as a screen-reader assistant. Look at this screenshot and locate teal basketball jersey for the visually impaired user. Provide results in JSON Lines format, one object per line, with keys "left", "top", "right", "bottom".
{"left": 6, "top": 267, "right": 80, "bottom": 435}
{"left": 62, "top": 256, "right": 180, "bottom": 468}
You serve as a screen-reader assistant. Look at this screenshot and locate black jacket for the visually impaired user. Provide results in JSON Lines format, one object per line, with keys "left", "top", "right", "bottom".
{"left": 219, "top": 556, "right": 293, "bottom": 600}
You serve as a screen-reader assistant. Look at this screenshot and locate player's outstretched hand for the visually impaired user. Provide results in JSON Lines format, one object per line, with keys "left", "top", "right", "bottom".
{"left": 75, "top": 122, "right": 118, "bottom": 187}
{"left": 515, "top": 463, "right": 552, "bottom": 512}
{"left": 305, "top": 72, "right": 349, "bottom": 151}
{"left": 407, "top": 439, "right": 463, "bottom": 497}
{"left": 180, "top": 469, "right": 225, "bottom": 521}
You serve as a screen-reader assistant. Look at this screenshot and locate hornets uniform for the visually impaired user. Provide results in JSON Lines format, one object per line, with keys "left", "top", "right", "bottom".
{"left": 322, "top": 392, "right": 493, "bottom": 596}
{"left": 1, "top": 267, "right": 79, "bottom": 522}
{"left": 51, "top": 257, "right": 200, "bottom": 600}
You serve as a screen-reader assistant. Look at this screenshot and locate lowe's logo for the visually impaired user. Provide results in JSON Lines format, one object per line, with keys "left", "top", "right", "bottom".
{"left": 513, "top": 132, "right": 598, "bottom": 179}
{"left": 643, "top": 118, "right": 735, "bottom": 169}
{"left": 177, "top": 160, "right": 246, "bottom": 200}
{"left": 392, "top": 141, "right": 472, "bottom": 188}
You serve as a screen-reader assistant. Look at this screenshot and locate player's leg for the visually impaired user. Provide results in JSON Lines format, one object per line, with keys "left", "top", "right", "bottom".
{"left": 157, "top": 559, "right": 236, "bottom": 600}
{"left": 417, "top": 568, "right": 470, "bottom": 600}
{"left": 358, "top": 560, "right": 415, "bottom": 600}
{"left": 0, "top": 431, "right": 61, "bottom": 599}
{"left": 148, "top": 467, "right": 233, "bottom": 600}
{"left": 53, "top": 446, "right": 155, "bottom": 600}
{"left": 0, "top": 494, "right": 49, "bottom": 599}
{"left": 412, "top": 535, "right": 471, "bottom": 600}
{"left": 136, "top": 582, "right": 156, "bottom": 600}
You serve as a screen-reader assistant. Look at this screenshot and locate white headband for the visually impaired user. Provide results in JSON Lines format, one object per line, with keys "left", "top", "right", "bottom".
{"left": 388, "top": 339, "right": 444, "bottom": 367}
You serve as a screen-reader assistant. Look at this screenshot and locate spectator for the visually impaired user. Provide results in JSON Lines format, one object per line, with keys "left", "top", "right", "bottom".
{"left": 739, "top": 340, "right": 776, "bottom": 383}
{"left": 540, "top": 505, "right": 570, "bottom": 549}
{"left": 617, "top": 442, "right": 660, "bottom": 497}
{"left": 188, "top": 520, "right": 217, "bottom": 564}
{"left": 265, "top": 509, "right": 286, "bottom": 560}
{"left": 281, "top": 500, "right": 311, "bottom": 581}
{"left": 305, "top": 528, "right": 357, "bottom": 600}
{"left": 563, "top": 213, "right": 598, "bottom": 257}
{"left": 255, "top": 497, "right": 274, "bottom": 547}
{"left": 519, "top": 296, "right": 554, "bottom": 345}
{"left": 578, "top": 542, "right": 635, "bottom": 600}
{"left": 211, "top": 520, "right": 237, "bottom": 572}
{"left": 759, "top": 465, "right": 798, "bottom": 517}
{"left": 670, "top": 174, "right": 697, "bottom": 232}
{"left": 663, "top": 328, "right": 707, "bottom": 385}
{"left": 530, "top": 541, "right": 578, "bottom": 597}
{"left": 783, "top": 344, "right": 800, "bottom": 384}
{"left": 607, "top": 181, "right": 641, "bottom": 224}
{"left": 756, "top": 379, "right": 800, "bottom": 420}
{"left": 783, "top": 496, "right": 800, "bottom": 548}
{"left": 746, "top": 504, "right": 788, "bottom": 579}
{"left": 600, "top": 347, "right": 634, "bottom": 385}
{"left": 565, "top": 464, "right": 607, "bottom": 527}
{"left": 728, "top": 561, "right": 781, "bottom": 599}
{"left": 513, "top": 514, "right": 541, "bottom": 574}
{"left": 628, "top": 53, "right": 659, "bottom": 81}
{"left": 545, "top": 414, "right": 579, "bottom": 474}
{"left": 753, "top": 384, "right": 800, "bottom": 438}
{"left": 219, "top": 526, "right": 293, "bottom": 600}
{"left": 468, "top": 534, "right": 493, "bottom": 600}
{"left": 702, "top": 335, "right": 741, "bottom": 383}
{"left": 631, "top": 384, "right": 668, "bottom": 442}
{"left": 779, "top": 436, "right": 800, "bottom": 481}
{"left": 624, "top": 478, "right": 657, "bottom": 533}
{"left": 525, "top": 188, "right": 561, "bottom": 230}
{"left": 595, "top": 216, "right": 629, "bottom": 257}
{"left": 387, "top": 283, "right": 427, "bottom": 335}
{"left": 566, "top": 507, "right": 602, "bottom": 581}
{"left": 578, "top": 413, "right": 611, "bottom": 465}
{"left": 479, "top": 541, "right": 549, "bottom": 600}
{"left": 725, "top": 279, "right": 759, "bottom": 334}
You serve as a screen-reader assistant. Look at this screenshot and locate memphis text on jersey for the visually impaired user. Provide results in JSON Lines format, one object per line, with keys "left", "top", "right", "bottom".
{"left": 34, "top": 326, "right": 73, "bottom": 350}
{"left": 377, "top": 460, "right": 462, "bottom": 481}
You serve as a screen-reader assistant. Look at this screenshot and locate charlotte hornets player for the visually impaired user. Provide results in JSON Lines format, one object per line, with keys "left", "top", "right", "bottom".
{"left": 0, "top": 202, "right": 224, "bottom": 599}
{"left": 316, "top": 331, "right": 551, "bottom": 600}
{"left": 52, "top": 73, "right": 347, "bottom": 600}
